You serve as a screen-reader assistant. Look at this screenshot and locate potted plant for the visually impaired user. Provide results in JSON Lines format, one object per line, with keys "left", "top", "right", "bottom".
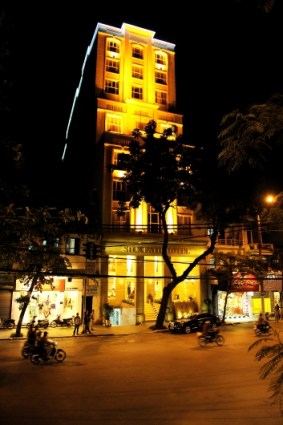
{"left": 102, "top": 303, "right": 114, "bottom": 327}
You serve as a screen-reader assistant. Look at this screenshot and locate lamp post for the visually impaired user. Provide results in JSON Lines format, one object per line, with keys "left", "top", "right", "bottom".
{"left": 257, "top": 213, "right": 265, "bottom": 315}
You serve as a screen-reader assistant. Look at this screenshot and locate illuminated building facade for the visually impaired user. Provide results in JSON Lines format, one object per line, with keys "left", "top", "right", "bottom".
{"left": 60, "top": 22, "right": 280, "bottom": 325}
{"left": 61, "top": 22, "right": 215, "bottom": 325}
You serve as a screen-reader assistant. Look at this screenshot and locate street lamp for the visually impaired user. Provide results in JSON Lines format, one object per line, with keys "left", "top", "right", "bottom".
{"left": 256, "top": 213, "right": 265, "bottom": 315}
{"left": 256, "top": 192, "right": 283, "bottom": 315}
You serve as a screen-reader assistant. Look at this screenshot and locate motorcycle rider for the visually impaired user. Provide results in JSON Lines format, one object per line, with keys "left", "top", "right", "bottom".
{"left": 40, "top": 331, "right": 55, "bottom": 359}
{"left": 202, "top": 320, "right": 217, "bottom": 338}
{"left": 256, "top": 313, "right": 268, "bottom": 332}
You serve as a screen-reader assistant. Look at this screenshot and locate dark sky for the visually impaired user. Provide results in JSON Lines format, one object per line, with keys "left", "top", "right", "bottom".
{"left": 10, "top": 1, "right": 283, "bottom": 198}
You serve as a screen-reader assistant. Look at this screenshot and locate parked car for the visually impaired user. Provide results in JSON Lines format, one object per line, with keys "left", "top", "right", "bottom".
{"left": 168, "top": 313, "right": 221, "bottom": 334}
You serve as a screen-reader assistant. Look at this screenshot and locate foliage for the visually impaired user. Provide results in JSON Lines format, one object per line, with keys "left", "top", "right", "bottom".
{"left": 102, "top": 303, "right": 114, "bottom": 316}
{"left": 248, "top": 330, "right": 283, "bottom": 414}
{"left": 118, "top": 120, "right": 220, "bottom": 329}
{"left": 217, "top": 93, "right": 283, "bottom": 208}
{"left": 0, "top": 205, "right": 88, "bottom": 337}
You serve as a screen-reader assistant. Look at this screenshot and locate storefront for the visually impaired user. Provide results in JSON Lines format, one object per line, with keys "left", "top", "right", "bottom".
{"left": 12, "top": 277, "right": 84, "bottom": 325}
{"left": 217, "top": 271, "right": 283, "bottom": 322}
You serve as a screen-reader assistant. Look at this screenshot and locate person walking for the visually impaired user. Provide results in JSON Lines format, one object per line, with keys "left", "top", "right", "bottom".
{"left": 83, "top": 310, "right": 92, "bottom": 334}
{"left": 73, "top": 313, "right": 81, "bottom": 336}
{"left": 274, "top": 304, "right": 280, "bottom": 322}
{"left": 90, "top": 309, "right": 95, "bottom": 330}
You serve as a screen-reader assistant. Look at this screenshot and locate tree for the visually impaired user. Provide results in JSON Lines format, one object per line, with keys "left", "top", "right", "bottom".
{"left": 248, "top": 330, "right": 283, "bottom": 415}
{"left": 119, "top": 120, "right": 220, "bottom": 329}
{"left": 218, "top": 93, "right": 283, "bottom": 410}
{"left": 0, "top": 205, "right": 88, "bottom": 337}
{"left": 217, "top": 93, "right": 283, "bottom": 205}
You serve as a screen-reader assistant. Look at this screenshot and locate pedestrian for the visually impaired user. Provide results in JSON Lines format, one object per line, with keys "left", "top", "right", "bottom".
{"left": 274, "top": 304, "right": 280, "bottom": 322}
{"left": 83, "top": 310, "right": 91, "bottom": 334}
{"left": 73, "top": 313, "right": 81, "bottom": 336}
{"left": 90, "top": 309, "right": 95, "bottom": 330}
{"left": 105, "top": 312, "right": 112, "bottom": 327}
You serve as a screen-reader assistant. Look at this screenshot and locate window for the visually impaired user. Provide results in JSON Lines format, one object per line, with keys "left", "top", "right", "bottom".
{"left": 113, "top": 179, "right": 128, "bottom": 201}
{"left": 106, "top": 59, "right": 120, "bottom": 74}
{"left": 155, "top": 70, "right": 167, "bottom": 85}
{"left": 135, "top": 121, "right": 147, "bottom": 131}
{"left": 155, "top": 52, "right": 167, "bottom": 68}
{"left": 132, "top": 45, "right": 143, "bottom": 59}
{"left": 105, "top": 80, "right": 119, "bottom": 95}
{"left": 115, "top": 152, "right": 129, "bottom": 169}
{"left": 177, "top": 215, "right": 192, "bottom": 235}
{"left": 148, "top": 207, "right": 161, "bottom": 234}
{"left": 106, "top": 115, "right": 122, "bottom": 133}
{"left": 107, "top": 39, "right": 120, "bottom": 54}
{"left": 112, "top": 209, "right": 130, "bottom": 232}
{"left": 132, "top": 86, "right": 143, "bottom": 100}
{"left": 155, "top": 90, "right": 167, "bottom": 105}
{"left": 65, "top": 238, "right": 80, "bottom": 255}
{"left": 42, "top": 238, "right": 60, "bottom": 249}
{"left": 132, "top": 65, "right": 143, "bottom": 79}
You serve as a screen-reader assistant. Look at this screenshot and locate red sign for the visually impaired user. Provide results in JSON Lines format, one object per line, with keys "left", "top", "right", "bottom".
{"left": 231, "top": 273, "right": 259, "bottom": 292}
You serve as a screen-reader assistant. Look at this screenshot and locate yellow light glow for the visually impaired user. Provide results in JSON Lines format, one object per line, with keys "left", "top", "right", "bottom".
{"left": 113, "top": 169, "right": 125, "bottom": 178}
{"left": 265, "top": 194, "right": 276, "bottom": 204}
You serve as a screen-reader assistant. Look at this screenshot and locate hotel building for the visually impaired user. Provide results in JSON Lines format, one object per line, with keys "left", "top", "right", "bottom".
{"left": 8, "top": 22, "right": 280, "bottom": 327}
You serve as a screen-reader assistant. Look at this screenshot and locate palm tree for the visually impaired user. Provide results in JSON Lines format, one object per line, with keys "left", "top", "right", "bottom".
{"left": 217, "top": 93, "right": 283, "bottom": 173}
{"left": 248, "top": 330, "right": 283, "bottom": 415}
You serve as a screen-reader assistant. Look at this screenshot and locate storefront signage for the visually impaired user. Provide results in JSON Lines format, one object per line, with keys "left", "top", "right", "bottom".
{"left": 231, "top": 273, "right": 259, "bottom": 292}
{"left": 263, "top": 272, "right": 282, "bottom": 291}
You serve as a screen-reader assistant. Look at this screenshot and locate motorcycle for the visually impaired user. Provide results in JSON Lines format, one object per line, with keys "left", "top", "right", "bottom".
{"left": 197, "top": 329, "right": 225, "bottom": 347}
{"left": 37, "top": 319, "right": 49, "bottom": 329}
{"left": 254, "top": 323, "right": 273, "bottom": 336}
{"left": 50, "top": 315, "right": 73, "bottom": 328}
{"left": 27, "top": 317, "right": 48, "bottom": 329}
{"left": 30, "top": 341, "right": 67, "bottom": 364}
{"left": 0, "top": 318, "right": 15, "bottom": 329}
{"left": 21, "top": 341, "right": 35, "bottom": 358}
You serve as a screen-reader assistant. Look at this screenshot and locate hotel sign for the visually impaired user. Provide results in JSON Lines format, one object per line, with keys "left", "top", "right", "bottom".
{"left": 105, "top": 245, "right": 192, "bottom": 256}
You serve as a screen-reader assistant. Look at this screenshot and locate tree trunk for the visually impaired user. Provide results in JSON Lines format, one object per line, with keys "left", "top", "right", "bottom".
{"left": 154, "top": 283, "right": 175, "bottom": 329}
{"left": 14, "top": 275, "right": 38, "bottom": 337}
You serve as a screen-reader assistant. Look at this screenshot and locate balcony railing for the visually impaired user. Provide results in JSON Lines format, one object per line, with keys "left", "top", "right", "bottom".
{"left": 217, "top": 238, "right": 243, "bottom": 246}
{"left": 102, "top": 224, "right": 193, "bottom": 234}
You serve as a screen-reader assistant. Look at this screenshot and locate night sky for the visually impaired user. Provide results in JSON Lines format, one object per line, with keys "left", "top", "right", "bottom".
{"left": 9, "top": 1, "right": 283, "bottom": 201}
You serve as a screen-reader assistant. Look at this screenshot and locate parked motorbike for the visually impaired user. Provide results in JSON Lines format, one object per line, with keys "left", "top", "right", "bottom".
{"left": 50, "top": 315, "right": 73, "bottom": 328}
{"left": 0, "top": 318, "right": 15, "bottom": 329}
{"left": 30, "top": 341, "right": 67, "bottom": 364}
{"left": 27, "top": 316, "right": 49, "bottom": 329}
{"left": 37, "top": 319, "right": 49, "bottom": 329}
{"left": 254, "top": 323, "right": 273, "bottom": 336}
{"left": 197, "top": 329, "right": 225, "bottom": 347}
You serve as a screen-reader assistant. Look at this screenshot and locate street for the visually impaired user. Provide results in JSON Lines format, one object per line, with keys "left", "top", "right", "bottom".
{"left": 0, "top": 322, "right": 282, "bottom": 425}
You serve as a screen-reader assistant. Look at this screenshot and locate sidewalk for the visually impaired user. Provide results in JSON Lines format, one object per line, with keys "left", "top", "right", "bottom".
{"left": 0, "top": 321, "right": 159, "bottom": 340}
{"left": 1, "top": 319, "right": 281, "bottom": 341}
